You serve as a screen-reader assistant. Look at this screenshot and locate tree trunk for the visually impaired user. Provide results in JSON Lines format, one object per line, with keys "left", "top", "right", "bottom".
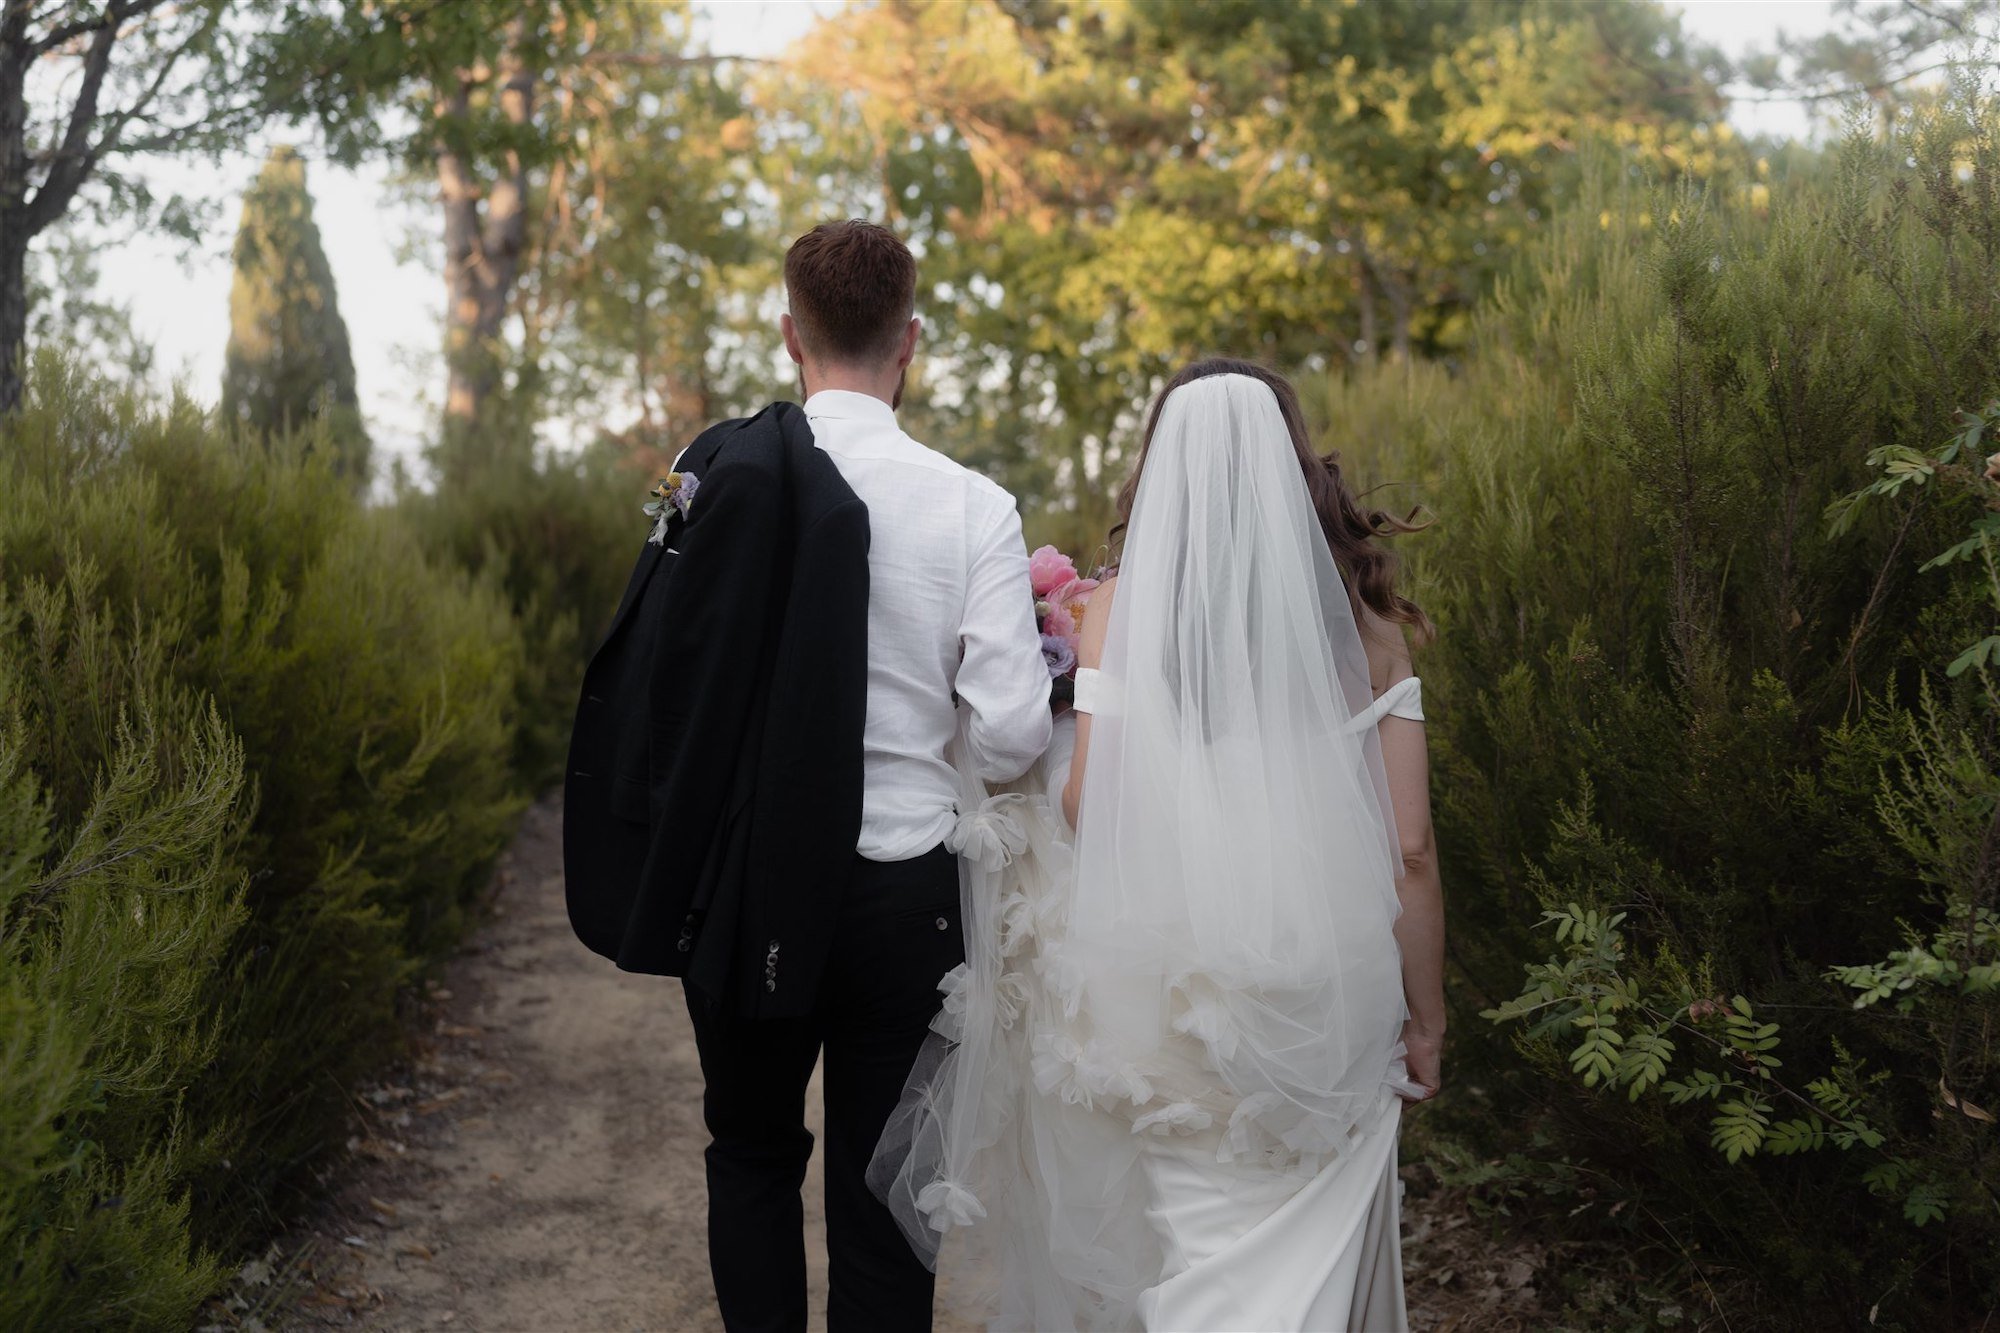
{"left": 633, "top": 275, "right": 656, "bottom": 448}
{"left": 1388, "top": 276, "right": 1413, "bottom": 364}
{"left": 0, "top": 231, "right": 25, "bottom": 416}
{"left": 1, "top": 7, "right": 30, "bottom": 417}
{"left": 1, "top": 2, "right": 142, "bottom": 419}
{"left": 1349, "top": 235, "right": 1415, "bottom": 366}
{"left": 436, "top": 19, "right": 535, "bottom": 478}
{"left": 1354, "top": 249, "right": 1377, "bottom": 364}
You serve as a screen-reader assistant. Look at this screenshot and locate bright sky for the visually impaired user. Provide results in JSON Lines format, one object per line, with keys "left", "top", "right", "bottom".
{"left": 81, "top": 0, "right": 1839, "bottom": 474}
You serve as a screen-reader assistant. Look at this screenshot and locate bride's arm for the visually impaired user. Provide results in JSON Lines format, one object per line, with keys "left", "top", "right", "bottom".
{"left": 1366, "top": 609, "right": 1447, "bottom": 1100}
{"left": 1061, "top": 577, "right": 1117, "bottom": 828}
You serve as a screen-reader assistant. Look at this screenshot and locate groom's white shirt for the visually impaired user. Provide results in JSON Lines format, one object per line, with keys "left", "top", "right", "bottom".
{"left": 801, "top": 389, "right": 1051, "bottom": 862}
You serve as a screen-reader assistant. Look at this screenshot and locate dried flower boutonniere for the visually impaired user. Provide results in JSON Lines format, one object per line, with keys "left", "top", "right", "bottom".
{"left": 644, "top": 471, "right": 700, "bottom": 546}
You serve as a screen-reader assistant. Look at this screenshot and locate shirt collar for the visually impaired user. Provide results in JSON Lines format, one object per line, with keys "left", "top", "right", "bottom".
{"left": 804, "top": 388, "right": 898, "bottom": 427}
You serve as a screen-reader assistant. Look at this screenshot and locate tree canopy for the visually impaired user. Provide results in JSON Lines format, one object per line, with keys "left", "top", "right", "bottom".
{"left": 771, "top": 0, "right": 1740, "bottom": 549}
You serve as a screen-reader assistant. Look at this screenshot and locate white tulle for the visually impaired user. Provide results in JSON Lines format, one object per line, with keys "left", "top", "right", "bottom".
{"left": 869, "top": 374, "right": 1419, "bottom": 1329}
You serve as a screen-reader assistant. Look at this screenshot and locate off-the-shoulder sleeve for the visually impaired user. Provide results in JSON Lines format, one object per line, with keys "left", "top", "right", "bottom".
{"left": 1347, "top": 676, "right": 1424, "bottom": 730}
{"left": 1072, "top": 667, "right": 1114, "bottom": 715}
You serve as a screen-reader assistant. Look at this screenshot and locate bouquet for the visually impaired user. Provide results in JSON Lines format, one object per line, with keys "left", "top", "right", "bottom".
{"left": 1030, "top": 544, "right": 1101, "bottom": 711}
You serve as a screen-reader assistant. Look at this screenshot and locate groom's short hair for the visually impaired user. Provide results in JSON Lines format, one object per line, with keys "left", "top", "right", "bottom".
{"left": 784, "top": 220, "right": 916, "bottom": 367}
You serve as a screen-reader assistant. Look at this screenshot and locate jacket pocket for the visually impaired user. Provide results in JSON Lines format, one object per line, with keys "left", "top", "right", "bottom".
{"left": 609, "top": 773, "right": 651, "bottom": 825}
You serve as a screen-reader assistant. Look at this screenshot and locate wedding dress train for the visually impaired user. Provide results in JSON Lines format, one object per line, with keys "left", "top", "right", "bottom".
{"left": 1137, "top": 1096, "right": 1406, "bottom": 1331}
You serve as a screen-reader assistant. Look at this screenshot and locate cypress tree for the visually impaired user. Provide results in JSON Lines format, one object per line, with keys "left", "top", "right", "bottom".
{"left": 220, "top": 146, "right": 369, "bottom": 478}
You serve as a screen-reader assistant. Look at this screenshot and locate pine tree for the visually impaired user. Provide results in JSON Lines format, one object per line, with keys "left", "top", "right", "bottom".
{"left": 219, "top": 146, "right": 368, "bottom": 478}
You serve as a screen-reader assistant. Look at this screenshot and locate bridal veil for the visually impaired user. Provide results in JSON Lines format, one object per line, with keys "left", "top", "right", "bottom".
{"left": 871, "top": 373, "right": 1416, "bottom": 1329}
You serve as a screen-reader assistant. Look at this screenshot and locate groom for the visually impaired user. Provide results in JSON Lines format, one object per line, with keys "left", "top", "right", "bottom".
{"left": 564, "top": 220, "right": 1051, "bottom": 1330}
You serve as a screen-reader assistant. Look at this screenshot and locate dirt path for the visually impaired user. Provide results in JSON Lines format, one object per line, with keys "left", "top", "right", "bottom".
{"left": 264, "top": 795, "right": 848, "bottom": 1332}
{"left": 253, "top": 794, "right": 1535, "bottom": 1333}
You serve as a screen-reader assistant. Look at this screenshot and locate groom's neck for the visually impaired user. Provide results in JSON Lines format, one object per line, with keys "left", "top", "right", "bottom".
{"left": 802, "top": 362, "right": 901, "bottom": 411}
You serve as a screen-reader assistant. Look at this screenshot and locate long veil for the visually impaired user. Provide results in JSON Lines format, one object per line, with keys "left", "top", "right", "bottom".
{"left": 872, "top": 373, "right": 1416, "bottom": 1329}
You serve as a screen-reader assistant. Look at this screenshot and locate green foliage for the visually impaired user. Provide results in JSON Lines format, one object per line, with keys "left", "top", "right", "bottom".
{"left": 400, "top": 432, "right": 639, "bottom": 785}
{"left": 1839, "top": 396, "right": 2000, "bottom": 676}
{"left": 220, "top": 145, "right": 369, "bottom": 479}
{"left": 0, "top": 637, "right": 245, "bottom": 1330}
{"left": 0, "top": 355, "right": 524, "bottom": 1327}
{"left": 775, "top": 0, "right": 1739, "bottom": 552}
{"left": 505, "top": 2, "right": 761, "bottom": 458}
{"left": 1325, "top": 82, "right": 2000, "bottom": 1327}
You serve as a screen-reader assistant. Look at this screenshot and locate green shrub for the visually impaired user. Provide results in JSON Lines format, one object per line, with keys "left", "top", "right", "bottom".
{"left": 0, "top": 602, "right": 245, "bottom": 1329}
{"left": 1320, "top": 85, "right": 1999, "bottom": 1328}
{"left": 399, "top": 434, "right": 641, "bottom": 786}
{"left": 0, "top": 357, "right": 525, "bottom": 1327}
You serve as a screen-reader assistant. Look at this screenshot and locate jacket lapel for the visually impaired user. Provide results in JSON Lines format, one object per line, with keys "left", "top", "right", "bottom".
{"left": 599, "top": 541, "right": 666, "bottom": 651}
{"left": 594, "top": 418, "right": 747, "bottom": 653}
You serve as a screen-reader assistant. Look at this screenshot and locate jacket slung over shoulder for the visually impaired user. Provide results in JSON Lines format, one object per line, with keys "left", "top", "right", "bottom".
{"left": 562, "top": 401, "right": 871, "bottom": 1021}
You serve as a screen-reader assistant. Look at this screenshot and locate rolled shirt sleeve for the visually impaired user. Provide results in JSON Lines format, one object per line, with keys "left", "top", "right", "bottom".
{"left": 956, "top": 500, "right": 1054, "bottom": 782}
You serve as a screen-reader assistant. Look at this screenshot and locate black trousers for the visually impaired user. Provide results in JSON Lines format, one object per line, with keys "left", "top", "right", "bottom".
{"left": 685, "top": 845, "right": 963, "bottom": 1333}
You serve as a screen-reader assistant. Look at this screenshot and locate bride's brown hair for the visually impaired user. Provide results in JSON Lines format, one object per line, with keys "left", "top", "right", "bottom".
{"left": 1112, "top": 357, "right": 1433, "bottom": 641}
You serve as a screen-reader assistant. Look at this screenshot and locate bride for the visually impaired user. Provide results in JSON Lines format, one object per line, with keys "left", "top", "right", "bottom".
{"left": 870, "top": 358, "right": 1447, "bottom": 1331}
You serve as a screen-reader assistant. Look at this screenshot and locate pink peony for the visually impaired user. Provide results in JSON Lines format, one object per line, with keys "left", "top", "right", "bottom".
{"left": 1043, "top": 575, "right": 1098, "bottom": 638}
{"left": 1028, "top": 545, "right": 1080, "bottom": 598}
{"left": 1048, "top": 574, "right": 1098, "bottom": 605}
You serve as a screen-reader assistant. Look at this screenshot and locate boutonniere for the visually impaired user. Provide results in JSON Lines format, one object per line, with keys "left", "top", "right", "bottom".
{"left": 644, "top": 471, "right": 700, "bottom": 546}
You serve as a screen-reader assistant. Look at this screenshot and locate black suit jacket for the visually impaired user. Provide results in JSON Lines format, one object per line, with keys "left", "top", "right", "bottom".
{"left": 563, "top": 401, "right": 870, "bottom": 1020}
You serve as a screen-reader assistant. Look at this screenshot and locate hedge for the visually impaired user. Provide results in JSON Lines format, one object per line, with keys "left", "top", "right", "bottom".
{"left": 1319, "top": 85, "right": 1998, "bottom": 1327}
{"left": 0, "top": 356, "right": 526, "bottom": 1328}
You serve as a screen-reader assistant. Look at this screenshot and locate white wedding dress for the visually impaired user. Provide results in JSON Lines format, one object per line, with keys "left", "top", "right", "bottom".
{"left": 870, "top": 374, "right": 1423, "bottom": 1331}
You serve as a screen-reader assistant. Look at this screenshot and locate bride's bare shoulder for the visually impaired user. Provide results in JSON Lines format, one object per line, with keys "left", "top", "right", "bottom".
{"left": 1357, "top": 603, "right": 1413, "bottom": 695}
{"left": 1077, "top": 576, "right": 1117, "bottom": 665}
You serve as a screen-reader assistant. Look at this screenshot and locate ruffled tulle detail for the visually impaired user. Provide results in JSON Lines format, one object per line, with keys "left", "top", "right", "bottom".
{"left": 992, "top": 970, "right": 1031, "bottom": 1030}
{"left": 995, "top": 892, "right": 1038, "bottom": 959}
{"left": 931, "top": 962, "right": 972, "bottom": 1043}
{"left": 916, "top": 1179, "right": 988, "bottom": 1230}
{"left": 946, "top": 793, "right": 1031, "bottom": 869}
{"left": 1171, "top": 988, "right": 1243, "bottom": 1063}
{"left": 1130, "top": 1100, "right": 1214, "bottom": 1136}
{"left": 1030, "top": 1029, "right": 1158, "bottom": 1110}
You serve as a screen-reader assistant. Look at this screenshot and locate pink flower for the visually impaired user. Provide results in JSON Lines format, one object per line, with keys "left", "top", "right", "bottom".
{"left": 1029, "top": 546, "right": 1079, "bottom": 598}
{"left": 1048, "top": 574, "right": 1098, "bottom": 606}
{"left": 1042, "top": 575, "right": 1097, "bottom": 639}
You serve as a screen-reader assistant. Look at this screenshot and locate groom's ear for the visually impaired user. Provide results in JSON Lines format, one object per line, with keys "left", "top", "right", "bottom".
{"left": 780, "top": 313, "right": 806, "bottom": 367}
{"left": 895, "top": 317, "right": 920, "bottom": 370}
